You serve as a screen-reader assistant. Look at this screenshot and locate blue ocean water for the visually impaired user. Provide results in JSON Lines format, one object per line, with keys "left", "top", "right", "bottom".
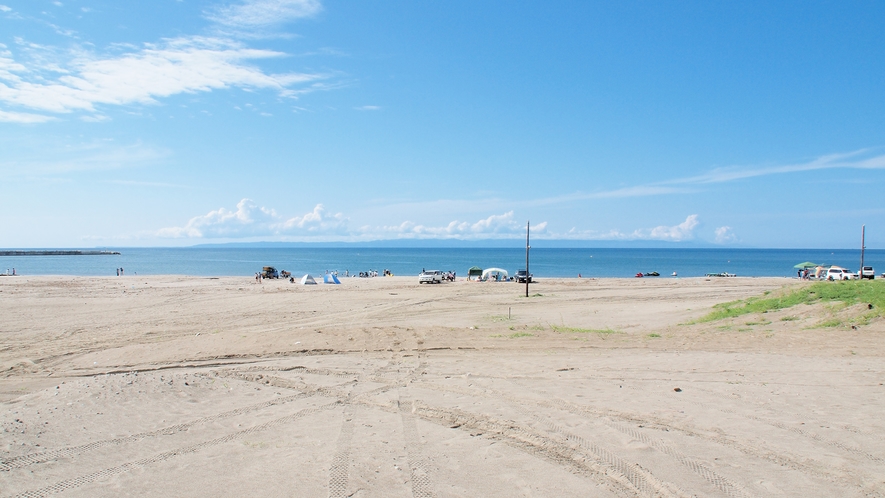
{"left": 1, "top": 247, "right": 882, "bottom": 278}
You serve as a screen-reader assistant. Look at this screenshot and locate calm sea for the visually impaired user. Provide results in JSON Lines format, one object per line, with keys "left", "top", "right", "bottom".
{"left": 1, "top": 247, "right": 882, "bottom": 279}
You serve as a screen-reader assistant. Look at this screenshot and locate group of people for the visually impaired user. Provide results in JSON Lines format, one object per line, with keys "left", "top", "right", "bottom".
{"left": 797, "top": 266, "right": 823, "bottom": 280}
{"left": 5, "top": 268, "right": 15, "bottom": 276}
{"left": 115, "top": 267, "right": 124, "bottom": 276}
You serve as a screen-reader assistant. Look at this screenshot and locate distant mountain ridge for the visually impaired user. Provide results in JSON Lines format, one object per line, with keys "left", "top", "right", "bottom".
{"left": 191, "top": 239, "right": 724, "bottom": 249}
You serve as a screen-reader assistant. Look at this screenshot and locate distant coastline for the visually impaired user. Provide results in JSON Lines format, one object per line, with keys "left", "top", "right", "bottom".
{"left": 0, "top": 250, "right": 121, "bottom": 256}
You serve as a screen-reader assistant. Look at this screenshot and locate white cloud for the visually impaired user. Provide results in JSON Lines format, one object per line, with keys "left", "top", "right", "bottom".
{"left": 559, "top": 215, "right": 700, "bottom": 242}
{"left": 355, "top": 105, "right": 380, "bottom": 111}
{"left": 207, "top": 0, "right": 321, "bottom": 29}
{"left": 80, "top": 114, "right": 110, "bottom": 122}
{"left": 0, "top": 5, "right": 11, "bottom": 12}
{"left": 714, "top": 226, "right": 738, "bottom": 244}
{"left": 371, "top": 211, "right": 546, "bottom": 240}
{"left": 0, "top": 109, "right": 55, "bottom": 123}
{"left": 157, "top": 199, "right": 347, "bottom": 238}
{"left": 644, "top": 215, "right": 699, "bottom": 241}
{"left": 0, "top": 37, "right": 325, "bottom": 115}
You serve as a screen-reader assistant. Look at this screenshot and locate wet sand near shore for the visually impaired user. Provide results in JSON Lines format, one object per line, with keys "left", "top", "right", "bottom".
{"left": 2, "top": 276, "right": 884, "bottom": 497}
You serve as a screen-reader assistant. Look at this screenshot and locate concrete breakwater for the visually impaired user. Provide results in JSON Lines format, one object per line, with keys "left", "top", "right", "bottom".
{"left": 0, "top": 250, "right": 121, "bottom": 256}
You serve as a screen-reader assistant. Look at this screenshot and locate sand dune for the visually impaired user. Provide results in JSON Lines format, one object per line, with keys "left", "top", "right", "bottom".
{"left": 2, "top": 276, "right": 883, "bottom": 497}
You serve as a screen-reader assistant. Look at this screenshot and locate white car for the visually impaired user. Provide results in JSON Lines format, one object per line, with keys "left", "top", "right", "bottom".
{"left": 419, "top": 270, "right": 443, "bottom": 284}
{"left": 860, "top": 266, "right": 875, "bottom": 280}
{"left": 825, "top": 267, "right": 854, "bottom": 281}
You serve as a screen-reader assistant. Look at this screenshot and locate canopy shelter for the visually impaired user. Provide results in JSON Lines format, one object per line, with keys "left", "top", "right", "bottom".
{"left": 793, "top": 262, "right": 821, "bottom": 269}
{"left": 481, "top": 268, "right": 509, "bottom": 281}
{"left": 467, "top": 266, "right": 483, "bottom": 281}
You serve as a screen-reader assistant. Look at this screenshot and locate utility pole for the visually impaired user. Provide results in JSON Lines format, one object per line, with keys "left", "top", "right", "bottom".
{"left": 525, "top": 221, "right": 530, "bottom": 298}
{"left": 860, "top": 225, "right": 866, "bottom": 279}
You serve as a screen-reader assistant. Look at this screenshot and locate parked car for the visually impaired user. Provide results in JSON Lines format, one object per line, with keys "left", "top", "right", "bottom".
{"left": 860, "top": 266, "right": 875, "bottom": 280}
{"left": 825, "top": 267, "right": 854, "bottom": 281}
{"left": 515, "top": 269, "right": 533, "bottom": 283}
{"left": 419, "top": 270, "right": 443, "bottom": 284}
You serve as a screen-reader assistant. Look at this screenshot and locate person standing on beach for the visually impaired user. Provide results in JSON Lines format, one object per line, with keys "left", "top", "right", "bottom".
{"left": 121, "top": 268, "right": 124, "bottom": 276}
{"left": 116, "top": 268, "right": 120, "bottom": 276}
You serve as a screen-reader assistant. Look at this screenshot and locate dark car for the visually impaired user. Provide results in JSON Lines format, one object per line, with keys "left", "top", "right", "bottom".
{"left": 515, "top": 269, "right": 533, "bottom": 283}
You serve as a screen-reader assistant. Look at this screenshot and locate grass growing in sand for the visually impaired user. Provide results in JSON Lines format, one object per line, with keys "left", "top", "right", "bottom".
{"left": 490, "top": 332, "right": 534, "bottom": 338}
{"left": 695, "top": 280, "right": 885, "bottom": 324}
{"left": 551, "top": 325, "right": 619, "bottom": 335}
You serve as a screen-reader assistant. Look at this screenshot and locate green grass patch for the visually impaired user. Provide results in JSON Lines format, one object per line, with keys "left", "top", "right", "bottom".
{"left": 694, "top": 280, "right": 885, "bottom": 323}
{"left": 488, "top": 315, "right": 512, "bottom": 322}
{"left": 552, "top": 325, "right": 618, "bottom": 335}
{"left": 744, "top": 320, "right": 771, "bottom": 326}
{"left": 818, "top": 318, "right": 843, "bottom": 328}
{"left": 508, "top": 332, "right": 533, "bottom": 338}
{"left": 780, "top": 316, "right": 799, "bottom": 321}
{"left": 647, "top": 333, "right": 661, "bottom": 338}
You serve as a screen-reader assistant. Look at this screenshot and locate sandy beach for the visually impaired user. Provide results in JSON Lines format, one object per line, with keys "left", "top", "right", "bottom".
{"left": 2, "top": 275, "right": 884, "bottom": 497}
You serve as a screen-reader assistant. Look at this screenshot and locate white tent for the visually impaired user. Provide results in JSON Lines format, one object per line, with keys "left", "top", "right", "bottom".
{"left": 300, "top": 274, "right": 317, "bottom": 285}
{"left": 481, "top": 268, "right": 509, "bottom": 281}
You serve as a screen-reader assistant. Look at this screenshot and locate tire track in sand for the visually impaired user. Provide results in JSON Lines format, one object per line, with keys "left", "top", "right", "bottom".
{"left": 417, "top": 381, "right": 756, "bottom": 498}
{"left": 398, "top": 394, "right": 434, "bottom": 498}
{"left": 1, "top": 390, "right": 317, "bottom": 472}
{"left": 5, "top": 401, "right": 340, "bottom": 498}
{"left": 328, "top": 405, "right": 356, "bottom": 498}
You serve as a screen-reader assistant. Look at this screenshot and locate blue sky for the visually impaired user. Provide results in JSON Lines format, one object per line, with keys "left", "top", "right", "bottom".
{"left": 1, "top": 0, "right": 883, "bottom": 248}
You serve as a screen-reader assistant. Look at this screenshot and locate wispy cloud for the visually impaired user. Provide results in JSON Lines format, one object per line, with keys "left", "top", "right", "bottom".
{"left": 0, "top": 37, "right": 325, "bottom": 116}
{"left": 530, "top": 149, "right": 885, "bottom": 209}
{"left": 668, "top": 149, "right": 885, "bottom": 185}
{"left": 157, "top": 199, "right": 347, "bottom": 238}
{"left": 0, "top": 140, "right": 169, "bottom": 175}
{"left": 527, "top": 185, "right": 694, "bottom": 207}
{"left": 104, "top": 179, "right": 190, "bottom": 189}
{"left": 354, "top": 105, "right": 380, "bottom": 111}
{"left": 1, "top": 0, "right": 333, "bottom": 121}
{"left": 0, "top": 109, "right": 56, "bottom": 123}
{"left": 206, "top": 0, "right": 322, "bottom": 30}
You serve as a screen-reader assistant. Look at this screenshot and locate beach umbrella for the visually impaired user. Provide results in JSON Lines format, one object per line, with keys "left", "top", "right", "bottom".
{"left": 793, "top": 262, "right": 819, "bottom": 269}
